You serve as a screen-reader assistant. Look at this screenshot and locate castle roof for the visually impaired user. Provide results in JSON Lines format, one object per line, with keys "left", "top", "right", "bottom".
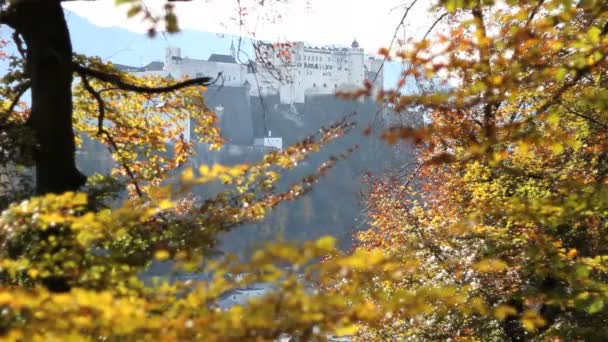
{"left": 208, "top": 54, "right": 237, "bottom": 64}
{"left": 113, "top": 61, "right": 164, "bottom": 72}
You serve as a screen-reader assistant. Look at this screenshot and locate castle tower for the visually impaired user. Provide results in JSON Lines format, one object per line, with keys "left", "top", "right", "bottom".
{"left": 230, "top": 40, "right": 236, "bottom": 60}
{"left": 348, "top": 38, "right": 365, "bottom": 86}
{"left": 165, "top": 46, "right": 181, "bottom": 67}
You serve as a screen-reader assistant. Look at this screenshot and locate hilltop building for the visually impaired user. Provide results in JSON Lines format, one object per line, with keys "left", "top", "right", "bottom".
{"left": 125, "top": 39, "right": 384, "bottom": 105}
{"left": 116, "top": 39, "right": 385, "bottom": 151}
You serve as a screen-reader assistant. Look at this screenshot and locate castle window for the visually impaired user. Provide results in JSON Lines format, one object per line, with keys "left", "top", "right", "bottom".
{"left": 313, "top": 83, "right": 316, "bottom": 87}
{"left": 323, "top": 83, "right": 327, "bottom": 88}
{"left": 334, "top": 84, "right": 337, "bottom": 88}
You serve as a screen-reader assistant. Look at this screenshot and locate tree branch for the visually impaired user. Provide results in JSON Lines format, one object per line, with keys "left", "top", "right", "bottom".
{"left": 535, "top": 35, "right": 608, "bottom": 116}
{"left": 77, "top": 71, "right": 144, "bottom": 198}
{"left": 77, "top": 72, "right": 105, "bottom": 134}
{"left": 371, "top": 0, "right": 419, "bottom": 84}
{"left": 422, "top": 12, "right": 447, "bottom": 41}
{"left": 6, "top": 81, "right": 30, "bottom": 115}
{"left": 11, "top": 31, "right": 26, "bottom": 59}
{"left": 525, "top": 0, "right": 545, "bottom": 27}
{"left": 562, "top": 104, "right": 608, "bottom": 131}
{"left": 73, "top": 63, "right": 219, "bottom": 94}
{"left": 101, "top": 129, "right": 144, "bottom": 198}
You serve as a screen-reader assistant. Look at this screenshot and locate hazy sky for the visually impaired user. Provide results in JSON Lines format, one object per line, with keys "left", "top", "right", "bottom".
{"left": 63, "top": 0, "right": 434, "bottom": 53}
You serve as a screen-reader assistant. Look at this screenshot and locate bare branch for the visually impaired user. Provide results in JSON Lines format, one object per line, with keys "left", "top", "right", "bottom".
{"left": 371, "top": 0, "right": 419, "bottom": 84}
{"left": 73, "top": 63, "right": 220, "bottom": 94}
{"left": 422, "top": 12, "right": 447, "bottom": 41}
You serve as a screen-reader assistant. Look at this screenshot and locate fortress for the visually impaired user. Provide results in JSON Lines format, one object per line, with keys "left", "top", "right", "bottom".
{"left": 123, "top": 39, "right": 384, "bottom": 105}
{"left": 78, "top": 40, "right": 418, "bottom": 252}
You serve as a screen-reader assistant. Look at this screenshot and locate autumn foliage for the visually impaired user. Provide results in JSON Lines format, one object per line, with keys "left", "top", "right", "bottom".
{"left": 1, "top": 0, "right": 608, "bottom": 340}
{"left": 357, "top": 0, "right": 608, "bottom": 340}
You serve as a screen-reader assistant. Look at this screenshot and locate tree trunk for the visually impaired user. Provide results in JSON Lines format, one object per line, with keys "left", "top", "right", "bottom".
{"left": 11, "top": 1, "right": 86, "bottom": 194}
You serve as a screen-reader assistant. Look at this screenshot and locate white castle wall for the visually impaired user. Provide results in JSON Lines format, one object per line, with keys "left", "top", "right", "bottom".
{"left": 136, "top": 40, "right": 383, "bottom": 105}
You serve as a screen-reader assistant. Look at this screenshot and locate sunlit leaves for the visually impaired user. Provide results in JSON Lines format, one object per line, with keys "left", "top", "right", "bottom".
{"left": 354, "top": 0, "right": 608, "bottom": 339}
{"left": 72, "top": 56, "right": 222, "bottom": 198}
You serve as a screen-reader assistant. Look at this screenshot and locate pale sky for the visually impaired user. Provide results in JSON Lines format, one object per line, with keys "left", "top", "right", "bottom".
{"left": 63, "top": 0, "right": 435, "bottom": 54}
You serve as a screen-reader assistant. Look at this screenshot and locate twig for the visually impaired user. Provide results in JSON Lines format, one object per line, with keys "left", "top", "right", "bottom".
{"left": 78, "top": 72, "right": 105, "bottom": 134}
{"left": 562, "top": 104, "right": 608, "bottom": 131}
{"left": 372, "top": 0, "right": 419, "bottom": 84}
{"left": 101, "top": 129, "right": 144, "bottom": 198}
{"left": 422, "top": 12, "right": 447, "bottom": 41}
{"left": 525, "top": 0, "right": 545, "bottom": 27}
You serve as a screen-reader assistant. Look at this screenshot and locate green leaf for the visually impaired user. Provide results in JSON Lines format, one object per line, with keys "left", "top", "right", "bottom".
{"left": 588, "top": 299, "right": 604, "bottom": 314}
{"left": 588, "top": 26, "right": 602, "bottom": 44}
{"left": 555, "top": 68, "right": 568, "bottom": 81}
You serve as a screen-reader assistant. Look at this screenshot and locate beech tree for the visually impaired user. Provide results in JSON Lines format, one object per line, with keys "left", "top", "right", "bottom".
{"left": 0, "top": 0, "right": 212, "bottom": 194}
{"left": 355, "top": 0, "right": 608, "bottom": 340}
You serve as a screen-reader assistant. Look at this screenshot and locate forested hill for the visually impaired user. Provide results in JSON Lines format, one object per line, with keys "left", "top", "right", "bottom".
{"left": 217, "top": 94, "right": 421, "bottom": 255}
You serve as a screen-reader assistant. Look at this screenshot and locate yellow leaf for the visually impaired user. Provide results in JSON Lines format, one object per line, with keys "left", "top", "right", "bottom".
{"left": 546, "top": 112, "right": 560, "bottom": 125}
{"left": 27, "top": 268, "right": 39, "bottom": 279}
{"left": 154, "top": 250, "right": 170, "bottom": 261}
{"left": 315, "top": 236, "right": 336, "bottom": 251}
{"left": 181, "top": 167, "right": 195, "bottom": 182}
{"left": 334, "top": 324, "right": 359, "bottom": 336}
{"left": 474, "top": 259, "right": 508, "bottom": 273}
{"left": 567, "top": 249, "right": 578, "bottom": 259}
{"left": 551, "top": 142, "right": 564, "bottom": 154}
{"left": 494, "top": 305, "right": 517, "bottom": 320}
{"left": 157, "top": 199, "right": 174, "bottom": 210}
{"left": 588, "top": 26, "right": 602, "bottom": 44}
{"left": 521, "top": 310, "right": 546, "bottom": 331}
{"left": 73, "top": 193, "right": 88, "bottom": 206}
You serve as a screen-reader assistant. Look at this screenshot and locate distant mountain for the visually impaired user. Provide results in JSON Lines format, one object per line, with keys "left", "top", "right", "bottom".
{"left": 0, "top": 10, "right": 400, "bottom": 96}
{"left": 64, "top": 10, "right": 238, "bottom": 67}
